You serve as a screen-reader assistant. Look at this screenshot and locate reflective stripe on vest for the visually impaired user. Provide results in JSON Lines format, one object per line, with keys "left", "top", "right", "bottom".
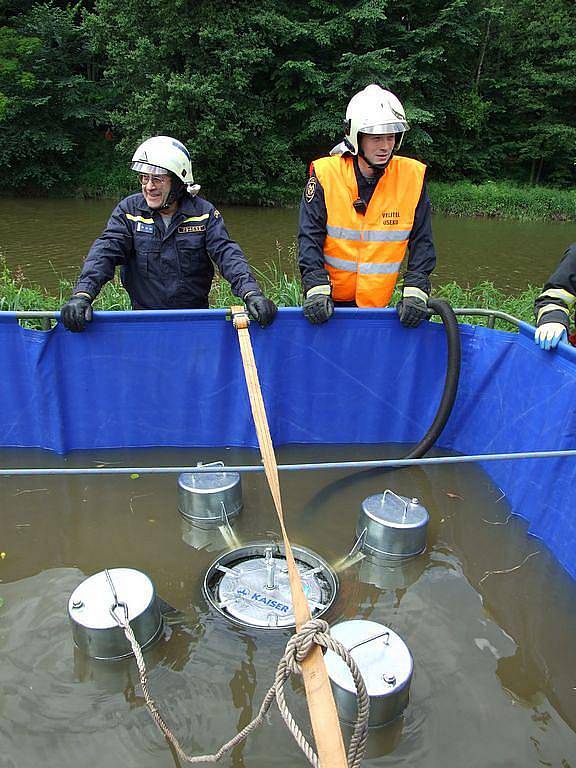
{"left": 312, "top": 155, "right": 426, "bottom": 307}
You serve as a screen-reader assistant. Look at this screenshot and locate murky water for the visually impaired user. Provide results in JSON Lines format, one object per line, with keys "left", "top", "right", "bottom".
{"left": 1, "top": 198, "right": 576, "bottom": 294}
{"left": 1, "top": 444, "right": 575, "bottom": 767}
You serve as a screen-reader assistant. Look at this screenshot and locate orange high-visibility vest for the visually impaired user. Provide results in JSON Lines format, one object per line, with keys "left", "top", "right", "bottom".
{"left": 312, "top": 154, "right": 426, "bottom": 307}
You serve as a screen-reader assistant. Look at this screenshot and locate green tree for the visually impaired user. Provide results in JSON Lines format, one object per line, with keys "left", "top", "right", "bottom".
{"left": 0, "top": 1, "right": 102, "bottom": 189}
{"left": 483, "top": 0, "right": 576, "bottom": 185}
{"left": 2, "top": 0, "right": 575, "bottom": 199}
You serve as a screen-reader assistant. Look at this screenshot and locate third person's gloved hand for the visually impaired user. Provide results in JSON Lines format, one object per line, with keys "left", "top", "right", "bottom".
{"left": 60, "top": 293, "right": 93, "bottom": 332}
{"left": 243, "top": 290, "right": 277, "bottom": 328}
{"left": 396, "top": 291, "right": 430, "bottom": 328}
{"left": 534, "top": 321, "right": 568, "bottom": 350}
{"left": 303, "top": 285, "right": 334, "bottom": 325}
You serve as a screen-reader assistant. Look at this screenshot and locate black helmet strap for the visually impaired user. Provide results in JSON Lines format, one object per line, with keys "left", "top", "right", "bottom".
{"left": 159, "top": 174, "right": 185, "bottom": 210}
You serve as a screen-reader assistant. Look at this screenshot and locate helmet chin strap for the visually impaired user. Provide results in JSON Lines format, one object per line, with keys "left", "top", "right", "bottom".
{"left": 159, "top": 175, "right": 185, "bottom": 209}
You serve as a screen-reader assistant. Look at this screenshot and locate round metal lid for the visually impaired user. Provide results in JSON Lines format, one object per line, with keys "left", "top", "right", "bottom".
{"left": 362, "top": 491, "right": 429, "bottom": 529}
{"left": 203, "top": 543, "right": 338, "bottom": 629}
{"left": 178, "top": 468, "right": 240, "bottom": 494}
{"left": 68, "top": 568, "right": 155, "bottom": 630}
{"left": 324, "top": 619, "right": 413, "bottom": 696}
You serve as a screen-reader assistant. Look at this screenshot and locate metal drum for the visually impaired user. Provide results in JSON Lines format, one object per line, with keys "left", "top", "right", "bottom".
{"left": 356, "top": 490, "right": 429, "bottom": 559}
{"left": 324, "top": 619, "right": 413, "bottom": 727}
{"left": 203, "top": 542, "right": 338, "bottom": 630}
{"left": 178, "top": 463, "right": 242, "bottom": 526}
{"left": 68, "top": 568, "right": 164, "bottom": 660}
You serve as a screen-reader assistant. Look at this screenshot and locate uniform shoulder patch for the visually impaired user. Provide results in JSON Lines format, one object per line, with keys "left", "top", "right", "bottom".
{"left": 213, "top": 208, "right": 221, "bottom": 218}
{"left": 305, "top": 176, "right": 317, "bottom": 204}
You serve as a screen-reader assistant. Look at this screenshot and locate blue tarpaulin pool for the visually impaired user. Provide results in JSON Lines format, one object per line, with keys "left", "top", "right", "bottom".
{"left": 1, "top": 308, "right": 575, "bottom": 578}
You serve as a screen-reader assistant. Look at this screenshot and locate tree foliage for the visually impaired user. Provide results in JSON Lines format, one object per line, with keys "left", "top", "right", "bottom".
{"left": 0, "top": 1, "right": 105, "bottom": 188}
{"left": 1, "top": 0, "right": 575, "bottom": 201}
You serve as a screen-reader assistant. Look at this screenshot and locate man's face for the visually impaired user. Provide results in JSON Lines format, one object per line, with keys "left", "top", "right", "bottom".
{"left": 359, "top": 133, "right": 396, "bottom": 167}
{"left": 139, "top": 173, "right": 172, "bottom": 209}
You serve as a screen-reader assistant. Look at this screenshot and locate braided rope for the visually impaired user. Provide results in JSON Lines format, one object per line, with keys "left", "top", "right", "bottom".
{"left": 118, "top": 617, "right": 370, "bottom": 767}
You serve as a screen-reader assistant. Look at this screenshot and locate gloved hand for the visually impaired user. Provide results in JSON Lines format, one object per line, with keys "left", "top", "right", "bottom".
{"left": 244, "top": 291, "right": 277, "bottom": 328}
{"left": 396, "top": 295, "right": 430, "bottom": 328}
{"left": 534, "top": 322, "right": 568, "bottom": 350}
{"left": 60, "top": 294, "right": 93, "bottom": 332}
{"left": 303, "top": 286, "right": 334, "bottom": 325}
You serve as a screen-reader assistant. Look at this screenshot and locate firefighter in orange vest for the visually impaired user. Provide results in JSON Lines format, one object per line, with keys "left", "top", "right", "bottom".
{"left": 298, "top": 84, "right": 436, "bottom": 325}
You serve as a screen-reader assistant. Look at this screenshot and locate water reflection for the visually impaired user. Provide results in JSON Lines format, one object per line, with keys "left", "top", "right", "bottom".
{"left": 341, "top": 717, "right": 404, "bottom": 759}
{"left": 181, "top": 518, "right": 239, "bottom": 553}
{"left": 356, "top": 552, "right": 427, "bottom": 593}
{"left": 229, "top": 634, "right": 257, "bottom": 767}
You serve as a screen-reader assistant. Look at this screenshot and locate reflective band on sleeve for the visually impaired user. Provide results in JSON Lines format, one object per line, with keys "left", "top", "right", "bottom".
{"left": 539, "top": 288, "right": 576, "bottom": 306}
{"left": 125, "top": 213, "right": 154, "bottom": 224}
{"left": 537, "top": 303, "right": 571, "bottom": 323}
{"left": 324, "top": 254, "right": 403, "bottom": 274}
{"left": 307, "top": 284, "right": 332, "bottom": 297}
{"left": 326, "top": 225, "right": 411, "bottom": 242}
{"left": 403, "top": 286, "right": 429, "bottom": 302}
{"left": 182, "top": 214, "right": 210, "bottom": 223}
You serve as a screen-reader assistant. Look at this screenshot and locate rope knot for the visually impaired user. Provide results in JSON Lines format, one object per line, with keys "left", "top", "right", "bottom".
{"left": 283, "top": 618, "right": 330, "bottom": 672}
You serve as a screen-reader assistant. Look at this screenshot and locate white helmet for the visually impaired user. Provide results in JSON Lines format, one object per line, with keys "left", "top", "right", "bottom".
{"left": 343, "top": 84, "right": 409, "bottom": 155}
{"left": 131, "top": 136, "right": 196, "bottom": 186}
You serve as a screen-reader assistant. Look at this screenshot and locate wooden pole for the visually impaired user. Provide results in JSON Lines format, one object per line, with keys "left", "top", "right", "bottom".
{"left": 231, "top": 307, "right": 348, "bottom": 768}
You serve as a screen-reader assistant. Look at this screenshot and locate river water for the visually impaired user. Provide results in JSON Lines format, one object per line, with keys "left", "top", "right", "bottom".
{"left": 1, "top": 198, "right": 576, "bottom": 293}
{"left": 0, "top": 444, "right": 575, "bottom": 767}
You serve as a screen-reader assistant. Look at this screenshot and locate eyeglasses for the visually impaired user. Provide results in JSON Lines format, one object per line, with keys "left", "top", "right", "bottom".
{"left": 139, "top": 174, "right": 169, "bottom": 186}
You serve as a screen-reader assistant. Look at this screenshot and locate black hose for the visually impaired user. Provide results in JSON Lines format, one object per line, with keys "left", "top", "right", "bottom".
{"left": 302, "top": 299, "right": 462, "bottom": 515}
{"left": 403, "top": 297, "right": 461, "bottom": 459}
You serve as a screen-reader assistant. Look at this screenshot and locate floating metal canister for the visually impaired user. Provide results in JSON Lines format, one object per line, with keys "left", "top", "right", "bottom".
{"left": 68, "top": 568, "right": 164, "bottom": 661}
{"left": 178, "top": 463, "right": 242, "bottom": 526}
{"left": 356, "top": 490, "right": 429, "bottom": 559}
{"left": 324, "top": 619, "right": 413, "bottom": 727}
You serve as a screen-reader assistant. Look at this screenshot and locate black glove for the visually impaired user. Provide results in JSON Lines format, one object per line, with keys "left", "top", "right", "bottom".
{"left": 303, "top": 287, "right": 334, "bottom": 325}
{"left": 396, "top": 296, "right": 430, "bottom": 328}
{"left": 60, "top": 294, "right": 93, "bottom": 332}
{"left": 244, "top": 291, "right": 277, "bottom": 328}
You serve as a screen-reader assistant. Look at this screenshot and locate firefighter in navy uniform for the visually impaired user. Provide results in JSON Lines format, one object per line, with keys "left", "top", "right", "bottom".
{"left": 298, "top": 84, "right": 436, "bottom": 326}
{"left": 60, "top": 136, "right": 277, "bottom": 331}
{"left": 533, "top": 242, "right": 576, "bottom": 350}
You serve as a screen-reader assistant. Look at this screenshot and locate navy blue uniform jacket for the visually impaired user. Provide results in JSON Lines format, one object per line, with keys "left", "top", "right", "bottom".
{"left": 74, "top": 193, "right": 259, "bottom": 309}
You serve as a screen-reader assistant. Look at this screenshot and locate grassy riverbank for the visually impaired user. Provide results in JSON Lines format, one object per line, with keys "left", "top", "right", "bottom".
{"left": 0, "top": 258, "right": 540, "bottom": 328}
{"left": 429, "top": 181, "right": 575, "bottom": 222}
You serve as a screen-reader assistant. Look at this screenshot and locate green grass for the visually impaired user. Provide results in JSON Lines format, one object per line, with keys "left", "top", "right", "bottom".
{"left": 0, "top": 256, "right": 541, "bottom": 331}
{"left": 429, "top": 181, "right": 575, "bottom": 222}
{"left": 209, "top": 244, "right": 304, "bottom": 308}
